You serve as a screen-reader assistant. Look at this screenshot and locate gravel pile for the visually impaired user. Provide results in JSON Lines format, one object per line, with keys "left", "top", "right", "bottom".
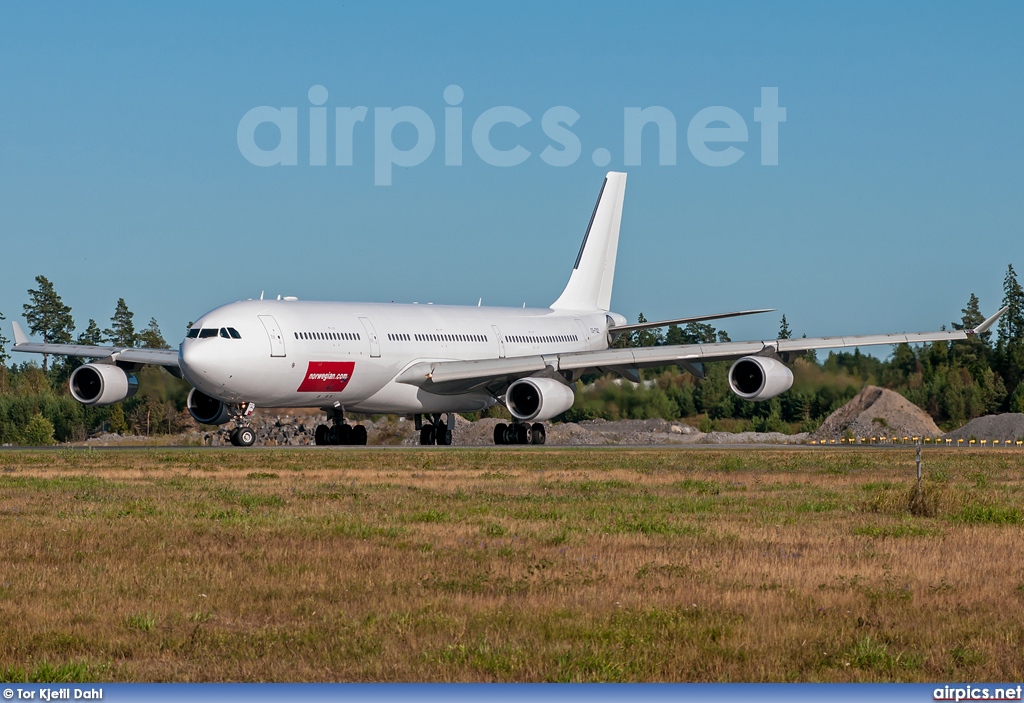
{"left": 698, "top": 431, "right": 807, "bottom": 444}
{"left": 943, "top": 413, "right": 1024, "bottom": 441}
{"left": 810, "top": 385, "right": 941, "bottom": 441}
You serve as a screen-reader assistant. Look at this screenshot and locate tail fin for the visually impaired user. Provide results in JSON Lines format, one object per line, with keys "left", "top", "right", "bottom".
{"left": 550, "top": 171, "right": 626, "bottom": 312}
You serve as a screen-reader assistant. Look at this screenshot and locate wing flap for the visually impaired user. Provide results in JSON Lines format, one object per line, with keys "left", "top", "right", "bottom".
{"left": 396, "top": 356, "right": 547, "bottom": 386}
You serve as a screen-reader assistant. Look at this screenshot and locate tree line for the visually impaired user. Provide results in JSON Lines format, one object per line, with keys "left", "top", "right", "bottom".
{"left": 0, "top": 276, "right": 190, "bottom": 444}
{"left": 2, "top": 266, "right": 1023, "bottom": 443}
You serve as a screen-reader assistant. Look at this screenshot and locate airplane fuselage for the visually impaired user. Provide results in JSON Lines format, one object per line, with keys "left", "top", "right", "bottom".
{"left": 179, "top": 299, "right": 617, "bottom": 413}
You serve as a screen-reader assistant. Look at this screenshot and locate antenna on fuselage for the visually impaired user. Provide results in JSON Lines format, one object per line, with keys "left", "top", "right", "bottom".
{"left": 478, "top": 298, "right": 482, "bottom": 307}
{"left": 260, "top": 291, "right": 264, "bottom": 300}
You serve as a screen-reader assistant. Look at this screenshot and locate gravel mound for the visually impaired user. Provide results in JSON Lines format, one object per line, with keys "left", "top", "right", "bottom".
{"left": 698, "top": 431, "right": 807, "bottom": 444}
{"left": 811, "top": 385, "right": 940, "bottom": 441}
{"left": 944, "top": 413, "right": 1024, "bottom": 441}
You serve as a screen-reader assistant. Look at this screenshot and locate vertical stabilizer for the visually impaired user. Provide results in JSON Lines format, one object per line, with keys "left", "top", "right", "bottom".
{"left": 550, "top": 171, "right": 626, "bottom": 312}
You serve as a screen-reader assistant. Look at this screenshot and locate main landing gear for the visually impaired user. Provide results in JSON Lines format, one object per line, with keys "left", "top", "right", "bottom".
{"left": 493, "top": 422, "right": 546, "bottom": 445}
{"left": 228, "top": 402, "right": 259, "bottom": 447}
{"left": 416, "top": 413, "right": 454, "bottom": 446}
{"left": 314, "top": 406, "right": 368, "bottom": 446}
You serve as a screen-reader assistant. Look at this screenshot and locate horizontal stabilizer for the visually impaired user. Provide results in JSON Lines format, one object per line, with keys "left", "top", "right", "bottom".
{"left": 609, "top": 308, "right": 775, "bottom": 334}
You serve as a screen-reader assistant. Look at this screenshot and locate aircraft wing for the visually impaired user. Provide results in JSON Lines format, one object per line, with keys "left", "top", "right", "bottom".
{"left": 398, "top": 307, "right": 1007, "bottom": 394}
{"left": 11, "top": 321, "right": 180, "bottom": 369}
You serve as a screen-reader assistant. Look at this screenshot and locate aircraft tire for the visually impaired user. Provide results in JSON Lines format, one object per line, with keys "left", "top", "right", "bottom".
{"left": 314, "top": 424, "right": 329, "bottom": 446}
{"left": 236, "top": 426, "right": 257, "bottom": 447}
{"left": 228, "top": 428, "right": 240, "bottom": 446}
{"left": 531, "top": 423, "right": 546, "bottom": 445}
{"left": 494, "top": 423, "right": 507, "bottom": 445}
{"left": 352, "top": 424, "right": 368, "bottom": 445}
{"left": 516, "top": 424, "right": 532, "bottom": 445}
{"left": 420, "top": 424, "right": 436, "bottom": 446}
{"left": 336, "top": 424, "right": 353, "bottom": 445}
{"left": 438, "top": 428, "right": 453, "bottom": 445}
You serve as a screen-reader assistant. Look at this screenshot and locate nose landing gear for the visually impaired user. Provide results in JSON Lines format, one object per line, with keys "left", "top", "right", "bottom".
{"left": 228, "top": 402, "right": 258, "bottom": 447}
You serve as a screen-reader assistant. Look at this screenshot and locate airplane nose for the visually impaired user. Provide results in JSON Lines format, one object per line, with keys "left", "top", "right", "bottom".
{"left": 179, "top": 341, "right": 226, "bottom": 389}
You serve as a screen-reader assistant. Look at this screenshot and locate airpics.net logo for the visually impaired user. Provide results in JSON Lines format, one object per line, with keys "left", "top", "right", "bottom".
{"left": 237, "top": 85, "right": 786, "bottom": 186}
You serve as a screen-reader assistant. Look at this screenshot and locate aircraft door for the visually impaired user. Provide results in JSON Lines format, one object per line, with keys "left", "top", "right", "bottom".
{"left": 574, "top": 319, "right": 591, "bottom": 351}
{"left": 359, "top": 317, "right": 381, "bottom": 358}
{"left": 491, "top": 325, "right": 505, "bottom": 358}
{"left": 258, "top": 315, "right": 287, "bottom": 357}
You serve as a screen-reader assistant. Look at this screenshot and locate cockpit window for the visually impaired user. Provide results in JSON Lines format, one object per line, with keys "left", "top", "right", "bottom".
{"left": 187, "top": 328, "right": 200, "bottom": 338}
{"left": 199, "top": 328, "right": 218, "bottom": 338}
{"left": 219, "top": 328, "right": 230, "bottom": 339}
{"left": 228, "top": 328, "right": 241, "bottom": 339}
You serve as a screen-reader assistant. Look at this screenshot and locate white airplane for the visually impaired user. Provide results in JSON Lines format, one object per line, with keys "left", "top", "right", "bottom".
{"left": 11, "top": 172, "right": 1005, "bottom": 446}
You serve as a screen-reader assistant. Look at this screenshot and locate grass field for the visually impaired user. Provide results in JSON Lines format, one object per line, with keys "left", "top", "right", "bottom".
{"left": 0, "top": 446, "right": 1022, "bottom": 682}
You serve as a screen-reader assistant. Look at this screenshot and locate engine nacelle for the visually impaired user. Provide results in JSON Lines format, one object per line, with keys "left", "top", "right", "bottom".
{"left": 506, "top": 377, "right": 576, "bottom": 422}
{"left": 728, "top": 356, "right": 794, "bottom": 401}
{"left": 187, "top": 388, "right": 232, "bottom": 425}
{"left": 69, "top": 363, "right": 139, "bottom": 407}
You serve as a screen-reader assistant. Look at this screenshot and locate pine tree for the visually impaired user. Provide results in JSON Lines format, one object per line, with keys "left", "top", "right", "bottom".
{"left": 66, "top": 319, "right": 105, "bottom": 372}
{"left": 0, "top": 309, "right": 10, "bottom": 366}
{"left": 778, "top": 315, "right": 792, "bottom": 340}
{"left": 139, "top": 318, "right": 169, "bottom": 349}
{"left": 77, "top": 319, "right": 103, "bottom": 346}
{"left": 104, "top": 298, "right": 137, "bottom": 348}
{"left": 23, "top": 275, "right": 75, "bottom": 372}
{"left": 951, "top": 293, "right": 989, "bottom": 381}
{"left": 996, "top": 264, "right": 1024, "bottom": 398}
{"left": 632, "top": 313, "right": 663, "bottom": 348}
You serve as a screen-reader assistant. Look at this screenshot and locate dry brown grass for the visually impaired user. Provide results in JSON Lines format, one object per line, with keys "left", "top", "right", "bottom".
{"left": 0, "top": 446, "right": 1022, "bottom": 682}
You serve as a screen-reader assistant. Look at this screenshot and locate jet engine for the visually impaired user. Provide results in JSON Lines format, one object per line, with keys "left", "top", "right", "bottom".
{"left": 187, "top": 388, "right": 232, "bottom": 425}
{"left": 505, "top": 377, "right": 576, "bottom": 422}
{"left": 69, "top": 363, "right": 139, "bottom": 407}
{"left": 728, "top": 356, "right": 794, "bottom": 401}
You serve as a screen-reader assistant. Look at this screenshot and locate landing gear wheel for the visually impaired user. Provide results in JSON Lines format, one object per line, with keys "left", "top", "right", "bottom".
{"left": 531, "top": 423, "right": 546, "bottom": 445}
{"left": 352, "top": 425, "right": 368, "bottom": 445}
{"left": 228, "top": 427, "right": 240, "bottom": 446}
{"left": 314, "top": 424, "right": 329, "bottom": 446}
{"left": 336, "top": 424, "right": 353, "bottom": 445}
{"left": 516, "top": 423, "right": 532, "bottom": 445}
{"left": 494, "top": 423, "right": 508, "bottom": 445}
{"left": 235, "top": 426, "right": 257, "bottom": 447}
{"left": 437, "top": 427, "right": 453, "bottom": 446}
{"left": 504, "top": 424, "right": 517, "bottom": 445}
{"left": 420, "top": 424, "right": 436, "bottom": 446}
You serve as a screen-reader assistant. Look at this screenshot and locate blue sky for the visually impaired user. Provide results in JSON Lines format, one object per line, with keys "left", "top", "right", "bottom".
{"left": 1, "top": 1, "right": 1022, "bottom": 349}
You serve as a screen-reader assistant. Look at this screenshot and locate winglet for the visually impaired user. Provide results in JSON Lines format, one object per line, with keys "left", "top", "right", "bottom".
{"left": 971, "top": 306, "right": 1008, "bottom": 335}
{"left": 12, "top": 320, "right": 29, "bottom": 346}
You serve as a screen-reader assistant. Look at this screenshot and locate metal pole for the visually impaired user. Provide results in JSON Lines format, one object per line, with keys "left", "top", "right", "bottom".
{"left": 915, "top": 440, "right": 923, "bottom": 503}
